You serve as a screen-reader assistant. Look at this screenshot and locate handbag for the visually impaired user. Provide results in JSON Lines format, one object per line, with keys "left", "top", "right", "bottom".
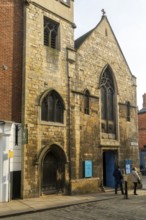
{"left": 138, "top": 179, "right": 141, "bottom": 184}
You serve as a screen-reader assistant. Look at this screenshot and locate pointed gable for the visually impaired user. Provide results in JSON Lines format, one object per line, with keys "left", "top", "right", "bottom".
{"left": 75, "top": 15, "right": 114, "bottom": 49}
{"left": 74, "top": 13, "right": 137, "bottom": 109}
{"left": 75, "top": 14, "right": 133, "bottom": 77}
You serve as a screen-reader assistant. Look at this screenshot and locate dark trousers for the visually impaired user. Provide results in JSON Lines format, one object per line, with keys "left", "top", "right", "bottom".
{"left": 133, "top": 182, "right": 137, "bottom": 194}
{"left": 57, "top": 180, "right": 64, "bottom": 193}
{"left": 115, "top": 180, "right": 124, "bottom": 194}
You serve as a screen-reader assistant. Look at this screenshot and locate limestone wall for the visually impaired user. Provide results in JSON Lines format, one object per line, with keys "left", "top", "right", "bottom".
{"left": 22, "top": 1, "right": 74, "bottom": 198}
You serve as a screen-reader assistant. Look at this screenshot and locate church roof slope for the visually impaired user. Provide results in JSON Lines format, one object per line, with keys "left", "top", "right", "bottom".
{"left": 74, "top": 13, "right": 134, "bottom": 77}
{"left": 75, "top": 28, "right": 95, "bottom": 49}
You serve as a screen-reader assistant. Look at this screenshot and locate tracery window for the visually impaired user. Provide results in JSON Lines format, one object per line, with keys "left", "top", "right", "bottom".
{"left": 100, "top": 67, "right": 115, "bottom": 133}
{"left": 84, "top": 90, "right": 90, "bottom": 115}
{"left": 44, "top": 17, "right": 59, "bottom": 49}
{"left": 41, "top": 90, "right": 64, "bottom": 123}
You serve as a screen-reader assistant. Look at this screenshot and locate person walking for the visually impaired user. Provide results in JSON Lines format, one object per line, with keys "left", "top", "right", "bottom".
{"left": 113, "top": 166, "right": 124, "bottom": 195}
{"left": 131, "top": 167, "right": 141, "bottom": 195}
{"left": 57, "top": 168, "right": 64, "bottom": 194}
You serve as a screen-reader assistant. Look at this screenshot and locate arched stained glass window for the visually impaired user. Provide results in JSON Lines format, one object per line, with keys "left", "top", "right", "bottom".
{"left": 41, "top": 90, "right": 64, "bottom": 123}
{"left": 100, "top": 67, "right": 115, "bottom": 134}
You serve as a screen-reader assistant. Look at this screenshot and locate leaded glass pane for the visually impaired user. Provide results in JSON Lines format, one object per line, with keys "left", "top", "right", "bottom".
{"left": 44, "top": 17, "right": 59, "bottom": 49}
{"left": 126, "top": 101, "right": 130, "bottom": 121}
{"left": 100, "top": 70, "right": 114, "bottom": 90}
{"left": 41, "top": 91, "right": 64, "bottom": 123}
{"left": 55, "top": 99, "right": 64, "bottom": 123}
{"left": 47, "top": 95, "right": 54, "bottom": 121}
{"left": 101, "top": 87, "right": 106, "bottom": 119}
{"left": 84, "top": 90, "right": 90, "bottom": 114}
{"left": 108, "top": 89, "right": 114, "bottom": 120}
{"left": 41, "top": 97, "right": 48, "bottom": 121}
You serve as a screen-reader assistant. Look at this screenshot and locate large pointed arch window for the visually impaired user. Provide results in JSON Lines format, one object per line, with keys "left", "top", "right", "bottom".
{"left": 41, "top": 90, "right": 64, "bottom": 123}
{"left": 100, "top": 67, "right": 115, "bottom": 134}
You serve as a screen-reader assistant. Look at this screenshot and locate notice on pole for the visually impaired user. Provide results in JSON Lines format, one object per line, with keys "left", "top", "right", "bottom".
{"left": 8, "top": 150, "right": 14, "bottom": 158}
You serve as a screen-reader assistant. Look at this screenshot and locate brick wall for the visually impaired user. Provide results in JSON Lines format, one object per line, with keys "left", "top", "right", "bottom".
{"left": 138, "top": 113, "right": 146, "bottom": 149}
{"left": 0, "top": 0, "right": 23, "bottom": 122}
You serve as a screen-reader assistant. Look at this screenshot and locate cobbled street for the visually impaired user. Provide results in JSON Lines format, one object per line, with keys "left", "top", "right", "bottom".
{"left": 1, "top": 192, "right": 146, "bottom": 220}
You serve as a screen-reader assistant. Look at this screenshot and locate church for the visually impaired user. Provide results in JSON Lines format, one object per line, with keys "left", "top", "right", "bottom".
{"left": 0, "top": 0, "right": 139, "bottom": 201}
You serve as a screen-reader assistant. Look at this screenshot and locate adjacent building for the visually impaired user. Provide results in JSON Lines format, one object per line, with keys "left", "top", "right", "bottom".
{"left": 0, "top": 0, "right": 23, "bottom": 202}
{"left": 0, "top": 0, "right": 140, "bottom": 201}
{"left": 138, "top": 94, "right": 146, "bottom": 169}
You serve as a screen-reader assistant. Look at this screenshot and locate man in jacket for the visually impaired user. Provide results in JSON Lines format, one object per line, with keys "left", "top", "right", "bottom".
{"left": 113, "top": 166, "right": 124, "bottom": 195}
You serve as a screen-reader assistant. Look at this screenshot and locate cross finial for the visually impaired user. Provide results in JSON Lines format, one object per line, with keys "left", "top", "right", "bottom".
{"left": 101, "top": 9, "right": 106, "bottom": 16}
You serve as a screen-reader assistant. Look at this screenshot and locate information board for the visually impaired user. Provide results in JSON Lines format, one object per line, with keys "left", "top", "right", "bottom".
{"left": 84, "top": 160, "right": 92, "bottom": 178}
{"left": 125, "top": 159, "right": 132, "bottom": 174}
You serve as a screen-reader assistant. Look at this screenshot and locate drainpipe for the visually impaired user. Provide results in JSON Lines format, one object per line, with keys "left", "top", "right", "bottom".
{"left": 66, "top": 47, "right": 76, "bottom": 195}
{"left": 66, "top": 48, "right": 71, "bottom": 195}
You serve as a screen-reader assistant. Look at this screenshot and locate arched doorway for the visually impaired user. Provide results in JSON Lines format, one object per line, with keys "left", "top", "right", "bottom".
{"left": 41, "top": 145, "right": 66, "bottom": 195}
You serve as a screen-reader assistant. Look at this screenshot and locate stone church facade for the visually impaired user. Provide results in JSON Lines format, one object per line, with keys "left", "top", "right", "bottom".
{"left": 0, "top": 0, "right": 140, "bottom": 201}
{"left": 21, "top": 0, "right": 139, "bottom": 198}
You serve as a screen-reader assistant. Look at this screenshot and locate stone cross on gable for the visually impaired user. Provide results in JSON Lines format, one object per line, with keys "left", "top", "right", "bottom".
{"left": 101, "top": 9, "right": 106, "bottom": 16}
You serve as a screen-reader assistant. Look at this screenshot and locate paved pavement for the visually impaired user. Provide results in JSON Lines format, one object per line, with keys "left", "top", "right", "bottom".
{"left": 142, "top": 175, "right": 146, "bottom": 189}
{"left": 0, "top": 188, "right": 146, "bottom": 219}
{"left": 0, "top": 189, "right": 115, "bottom": 218}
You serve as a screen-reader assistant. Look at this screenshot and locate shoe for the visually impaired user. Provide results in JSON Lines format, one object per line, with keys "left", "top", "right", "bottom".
{"left": 134, "top": 193, "right": 138, "bottom": 195}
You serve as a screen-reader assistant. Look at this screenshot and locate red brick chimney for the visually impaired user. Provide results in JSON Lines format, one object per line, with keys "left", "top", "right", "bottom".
{"left": 143, "top": 93, "right": 146, "bottom": 108}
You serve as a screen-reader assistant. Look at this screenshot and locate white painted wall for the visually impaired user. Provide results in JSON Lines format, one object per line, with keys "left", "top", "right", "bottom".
{"left": 0, "top": 122, "right": 21, "bottom": 202}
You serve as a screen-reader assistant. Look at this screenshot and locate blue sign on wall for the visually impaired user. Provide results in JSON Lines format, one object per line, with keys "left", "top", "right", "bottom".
{"left": 125, "top": 159, "right": 132, "bottom": 174}
{"left": 84, "top": 160, "right": 92, "bottom": 178}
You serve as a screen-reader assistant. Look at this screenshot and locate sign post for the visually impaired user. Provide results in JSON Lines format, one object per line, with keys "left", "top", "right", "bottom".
{"left": 124, "top": 159, "right": 132, "bottom": 199}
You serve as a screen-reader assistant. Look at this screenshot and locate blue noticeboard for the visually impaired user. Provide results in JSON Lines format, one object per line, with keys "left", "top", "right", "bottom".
{"left": 125, "top": 159, "right": 132, "bottom": 174}
{"left": 84, "top": 160, "right": 92, "bottom": 177}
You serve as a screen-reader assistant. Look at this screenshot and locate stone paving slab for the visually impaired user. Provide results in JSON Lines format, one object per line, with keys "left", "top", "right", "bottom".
{"left": 0, "top": 189, "right": 145, "bottom": 218}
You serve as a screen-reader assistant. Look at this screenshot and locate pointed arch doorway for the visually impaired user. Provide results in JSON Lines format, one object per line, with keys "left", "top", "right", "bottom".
{"left": 41, "top": 145, "right": 67, "bottom": 195}
{"left": 103, "top": 150, "right": 116, "bottom": 187}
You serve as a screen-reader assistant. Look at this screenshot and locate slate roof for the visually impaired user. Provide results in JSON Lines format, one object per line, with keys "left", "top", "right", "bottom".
{"left": 138, "top": 107, "right": 146, "bottom": 114}
{"left": 74, "top": 28, "right": 95, "bottom": 49}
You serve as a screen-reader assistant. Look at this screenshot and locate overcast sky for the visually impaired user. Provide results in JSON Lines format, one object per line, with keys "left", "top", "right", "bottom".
{"left": 74, "top": 0, "right": 146, "bottom": 110}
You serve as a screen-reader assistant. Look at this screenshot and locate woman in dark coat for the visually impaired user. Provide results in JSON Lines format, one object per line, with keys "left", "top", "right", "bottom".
{"left": 113, "top": 166, "right": 124, "bottom": 195}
